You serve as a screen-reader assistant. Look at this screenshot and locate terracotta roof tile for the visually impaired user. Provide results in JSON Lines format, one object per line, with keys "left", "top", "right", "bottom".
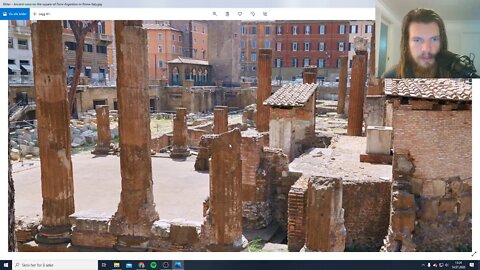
{"left": 384, "top": 79, "right": 472, "bottom": 101}
{"left": 264, "top": 83, "right": 318, "bottom": 107}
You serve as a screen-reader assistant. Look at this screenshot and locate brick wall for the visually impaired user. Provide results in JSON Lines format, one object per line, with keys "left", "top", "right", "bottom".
{"left": 393, "top": 109, "right": 471, "bottom": 180}
{"left": 343, "top": 180, "right": 391, "bottom": 251}
{"left": 387, "top": 107, "right": 472, "bottom": 251}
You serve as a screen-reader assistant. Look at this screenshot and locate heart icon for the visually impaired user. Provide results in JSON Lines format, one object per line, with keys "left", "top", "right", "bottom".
{"left": 238, "top": 12, "right": 242, "bottom": 16}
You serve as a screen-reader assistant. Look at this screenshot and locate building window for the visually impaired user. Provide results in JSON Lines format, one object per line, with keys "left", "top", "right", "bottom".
{"left": 194, "top": 38, "right": 197, "bottom": 44}
{"left": 203, "top": 39, "right": 206, "bottom": 45}
{"left": 202, "top": 50, "right": 206, "bottom": 60}
{"left": 252, "top": 40, "right": 256, "bottom": 49}
{"left": 275, "top": 58, "right": 282, "bottom": 68}
{"left": 318, "top": 42, "right": 325, "bottom": 51}
{"left": 18, "top": 39, "right": 28, "bottom": 50}
{"left": 193, "top": 25, "right": 197, "bottom": 32}
{"left": 63, "top": 20, "right": 71, "bottom": 29}
{"left": 240, "top": 52, "right": 245, "bottom": 61}
{"left": 349, "top": 42, "right": 353, "bottom": 51}
{"left": 265, "top": 26, "right": 271, "bottom": 35}
{"left": 339, "top": 24, "right": 345, "bottom": 34}
{"left": 84, "top": 44, "right": 93, "bottom": 52}
{"left": 158, "top": 60, "right": 163, "bottom": 68}
{"left": 349, "top": 59, "right": 352, "bottom": 68}
{"left": 338, "top": 41, "right": 345, "bottom": 51}
{"left": 276, "top": 42, "right": 282, "bottom": 51}
{"left": 319, "top": 25, "right": 326, "bottom": 34}
{"left": 265, "top": 40, "right": 270, "bottom": 49}
{"left": 172, "top": 45, "right": 176, "bottom": 54}
{"left": 202, "top": 25, "right": 206, "bottom": 33}
{"left": 65, "top": 41, "right": 76, "bottom": 50}
{"left": 292, "top": 58, "right": 298, "bottom": 68}
{"left": 304, "top": 42, "right": 310, "bottom": 52}
{"left": 305, "top": 25, "right": 311, "bottom": 35}
{"left": 85, "top": 66, "right": 92, "bottom": 78}
{"left": 304, "top": 57, "right": 310, "bottom": 67}
{"left": 193, "top": 49, "right": 198, "bottom": 59}
{"left": 292, "top": 25, "right": 298, "bottom": 35}
{"left": 337, "top": 58, "right": 341, "bottom": 68}
{"left": 8, "top": 37, "right": 13, "bottom": 48}
{"left": 276, "top": 26, "right": 283, "bottom": 35}
{"left": 158, "top": 45, "right": 163, "bottom": 53}
{"left": 241, "top": 40, "right": 246, "bottom": 49}
{"left": 179, "top": 35, "right": 182, "bottom": 42}
{"left": 292, "top": 42, "right": 298, "bottom": 51}
{"left": 241, "top": 26, "right": 247, "bottom": 35}
{"left": 172, "top": 34, "right": 175, "bottom": 41}
{"left": 19, "top": 60, "right": 31, "bottom": 75}
{"left": 350, "top": 25, "right": 358, "bottom": 34}
{"left": 158, "top": 33, "right": 162, "bottom": 40}
{"left": 252, "top": 52, "right": 257, "bottom": 62}
{"left": 365, "top": 25, "right": 373, "bottom": 33}
{"left": 96, "top": 45, "right": 107, "bottom": 54}
{"left": 318, "top": 58, "right": 325, "bottom": 68}
{"left": 251, "top": 26, "right": 257, "bottom": 35}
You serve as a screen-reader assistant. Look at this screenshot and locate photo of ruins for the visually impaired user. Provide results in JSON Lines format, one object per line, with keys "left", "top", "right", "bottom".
{"left": 7, "top": 19, "right": 471, "bottom": 252}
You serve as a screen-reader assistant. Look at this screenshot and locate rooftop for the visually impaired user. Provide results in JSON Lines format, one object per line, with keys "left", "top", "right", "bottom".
{"left": 142, "top": 24, "right": 181, "bottom": 32}
{"left": 384, "top": 79, "right": 472, "bottom": 101}
{"left": 168, "top": 57, "right": 209, "bottom": 66}
{"left": 264, "top": 83, "right": 318, "bottom": 107}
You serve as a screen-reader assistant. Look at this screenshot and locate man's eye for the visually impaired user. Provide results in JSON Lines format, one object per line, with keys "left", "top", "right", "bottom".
{"left": 432, "top": 37, "right": 440, "bottom": 42}
{"left": 413, "top": 39, "right": 422, "bottom": 43}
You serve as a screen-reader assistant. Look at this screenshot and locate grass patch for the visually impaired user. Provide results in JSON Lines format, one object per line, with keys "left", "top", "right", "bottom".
{"left": 248, "top": 238, "right": 265, "bottom": 252}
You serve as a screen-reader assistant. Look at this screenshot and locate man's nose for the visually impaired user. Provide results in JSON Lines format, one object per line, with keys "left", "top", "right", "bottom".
{"left": 421, "top": 40, "right": 432, "bottom": 52}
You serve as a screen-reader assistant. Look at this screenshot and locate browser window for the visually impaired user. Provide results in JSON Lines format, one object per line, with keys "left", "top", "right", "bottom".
{"left": 1, "top": 0, "right": 478, "bottom": 269}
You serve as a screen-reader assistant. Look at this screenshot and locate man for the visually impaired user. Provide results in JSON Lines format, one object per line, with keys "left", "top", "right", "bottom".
{"left": 383, "top": 8, "right": 451, "bottom": 78}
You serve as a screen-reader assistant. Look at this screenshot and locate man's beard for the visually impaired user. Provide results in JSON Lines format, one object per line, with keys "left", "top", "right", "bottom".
{"left": 410, "top": 54, "right": 438, "bottom": 78}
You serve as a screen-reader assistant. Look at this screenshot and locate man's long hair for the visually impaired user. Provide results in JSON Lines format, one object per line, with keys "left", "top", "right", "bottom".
{"left": 397, "top": 8, "right": 448, "bottom": 78}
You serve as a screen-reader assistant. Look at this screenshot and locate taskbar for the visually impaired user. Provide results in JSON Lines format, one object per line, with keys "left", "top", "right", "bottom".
{"left": 0, "top": 260, "right": 479, "bottom": 270}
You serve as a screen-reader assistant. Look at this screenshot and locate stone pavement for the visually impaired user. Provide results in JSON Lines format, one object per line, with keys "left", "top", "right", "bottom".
{"left": 13, "top": 154, "right": 209, "bottom": 223}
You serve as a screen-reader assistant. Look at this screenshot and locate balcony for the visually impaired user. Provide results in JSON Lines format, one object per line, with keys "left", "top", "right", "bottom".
{"left": 14, "top": 26, "right": 31, "bottom": 36}
{"left": 96, "top": 33, "right": 113, "bottom": 42}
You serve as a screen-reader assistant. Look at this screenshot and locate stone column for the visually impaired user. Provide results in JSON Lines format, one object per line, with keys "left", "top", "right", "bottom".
{"left": 256, "top": 48, "right": 272, "bottom": 132}
{"left": 170, "top": 107, "right": 190, "bottom": 158}
{"left": 347, "top": 55, "right": 367, "bottom": 136}
{"left": 368, "top": 24, "right": 376, "bottom": 85}
{"left": 203, "top": 129, "right": 246, "bottom": 251}
{"left": 304, "top": 176, "right": 346, "bottom": 252}
{"left": 213, "top": 106, "right": 229, "bottom": 134}
{"left": 337, "top": 56, "right": 348, "bottom": 114}
{"left": 93, "top": 105, "right": 111, "bottom": 155}
{"left": 110, "top": 21, "right": 159, "bottom": 251}
{"left": 31, "top": 21, "right": 75, "bottom": 245}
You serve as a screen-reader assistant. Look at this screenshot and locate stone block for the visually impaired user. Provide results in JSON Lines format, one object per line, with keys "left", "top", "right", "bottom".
{"left": 411, "top": 177, "right": 423, "bottom": 195}
{"left": 458, "top": 195, "right": 472, "bottom": 215}
{"left": 438, "top": 198, "right": 457, "bottom": 217}
{"left": 419, "top": 198, "right": 439, "bottom": 222}
{"left": 71, "top": 231, "right": 116, "bottom": 249}
{"left": 391, "top": 209, "right": 415, "bottom": 233}
{"left": 151, "top": 220, "right": 171, "bottom": 239}
{"left": 169, "top": 221, "right": 200, "bottom": 246}
{"left": 366, "top": 126, "right": 392, "bottom": 155}
{"left": 432, "top": 180, "right": 446, "bottom": 198}
{"left": 395, "top": 154, "right": 414, "bottom": 175}
{"left": 69, "top": 211, "right": 111, "bottom": 233}
{"left": 392, "top": 190, "right": 416, "bottom": 209}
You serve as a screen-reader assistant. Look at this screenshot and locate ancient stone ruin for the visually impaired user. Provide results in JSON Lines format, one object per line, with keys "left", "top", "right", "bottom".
{"left": 12, "top": 20, "right": 472, "bottom": 253}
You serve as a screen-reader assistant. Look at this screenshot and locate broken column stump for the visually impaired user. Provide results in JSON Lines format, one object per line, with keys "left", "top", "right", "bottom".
{"left": 256, "top": 48, "right": 272, "bottom": 132}
{"left": 31, "top": 21, "right": 74, "bottom": 249}
{"left": 347, "top": 55, "right": 367, "bottom": 136}
{"left": 213, "top": 106, "right": 229, "bottom": 134}
{"left": 304, "top": 176, "right": 346, "bottom": 252}
{"left": 92, "top": 105, "right": 111, "bottom": 155}
{"left": 170, "top": 107, "right": 190, "bottom": 159}
{"left": 202, "top": 129, "right": 247, "bottom": 251}
{"left": 110, "top": 20, "right": 159, "bottom": 251}
{"left": 194, "top": 134, "right": 215, "bottom": 171}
